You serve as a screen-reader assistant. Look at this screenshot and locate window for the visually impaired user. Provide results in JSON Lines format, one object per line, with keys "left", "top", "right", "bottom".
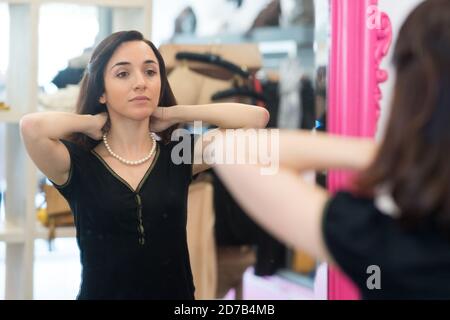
{"left": 0, "top": 3, "right": 9, "bottom": 101}
{"left": 38, "top": 4, "right": 99, "bottom": 92}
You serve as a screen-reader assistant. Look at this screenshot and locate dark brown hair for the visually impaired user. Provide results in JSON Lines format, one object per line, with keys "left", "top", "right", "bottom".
{"left": 355, "top": 0, "right": 450, "bottom": 232}
{"left": 70, "top": 30, "right": 178, "bottom": 149}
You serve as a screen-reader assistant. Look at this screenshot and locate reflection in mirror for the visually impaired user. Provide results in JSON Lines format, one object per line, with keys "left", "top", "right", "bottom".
{"left": 31, "top": 3, "right": 100, "bottom": 300}
{"left": 38, "top": 4, "right": 99, "bottom": 97}
{"left": 35, "top": 2, "right": 100, "bottom": 249}
{"left": 0, "top": 3, "right": 9, "bottom": 102}
{"left": 0, "top": 3, "right": 9, "bottom": 227}
{"left": 154, "top": 0, "right": 330, "bottom": 300}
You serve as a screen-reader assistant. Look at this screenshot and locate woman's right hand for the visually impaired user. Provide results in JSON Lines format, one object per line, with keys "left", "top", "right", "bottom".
{"left": 85, "top": 113, "right": 108, "bottom": 140}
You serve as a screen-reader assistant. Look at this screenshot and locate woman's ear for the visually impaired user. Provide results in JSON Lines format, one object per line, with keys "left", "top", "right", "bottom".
{"left": 99, "top": 94, "right": 106, "bottom": 104}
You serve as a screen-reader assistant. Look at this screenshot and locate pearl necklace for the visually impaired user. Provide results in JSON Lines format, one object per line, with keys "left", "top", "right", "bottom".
{"left": 103, "top": 132, "right": 157, "bottom": 166}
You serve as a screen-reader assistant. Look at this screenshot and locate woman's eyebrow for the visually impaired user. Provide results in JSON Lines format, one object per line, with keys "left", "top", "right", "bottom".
{"left": 111, "top": 60, "right": 157, "bottom": 70}
{"left": 143, "top": 60, "right": 157, "bottom": 66}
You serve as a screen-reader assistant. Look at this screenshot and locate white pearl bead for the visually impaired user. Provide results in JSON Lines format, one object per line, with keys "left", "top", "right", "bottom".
{"left": 102, "top": 132, "right": 156, "bottom": 166}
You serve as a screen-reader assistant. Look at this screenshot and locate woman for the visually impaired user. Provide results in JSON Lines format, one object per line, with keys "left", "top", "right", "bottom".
{"left": 214, "top": 0, "right": 450, "bottom": 299}
{"left": 20, "top": 30, "right": 268, "bottom": 299}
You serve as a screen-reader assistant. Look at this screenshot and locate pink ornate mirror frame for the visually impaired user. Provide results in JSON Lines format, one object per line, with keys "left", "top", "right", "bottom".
{"left": 326, "top": 0, "right": 392, "bottom": 299}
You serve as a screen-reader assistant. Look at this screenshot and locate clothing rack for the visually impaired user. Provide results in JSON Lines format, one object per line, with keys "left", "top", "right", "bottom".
{"left": 159, "top": 43, "right": 262, "bottom": 79}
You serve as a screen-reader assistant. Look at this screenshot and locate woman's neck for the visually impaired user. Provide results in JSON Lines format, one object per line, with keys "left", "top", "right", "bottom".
{"left": 106, "top": 117, "right": 153, "bottom": 158}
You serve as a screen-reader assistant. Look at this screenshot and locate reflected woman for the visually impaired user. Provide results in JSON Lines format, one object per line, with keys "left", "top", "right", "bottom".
{"left": 20, "top": 30, "right": 269, "bottom": 299}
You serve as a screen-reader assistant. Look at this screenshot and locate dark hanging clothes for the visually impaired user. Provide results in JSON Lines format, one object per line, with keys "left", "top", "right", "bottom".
{"left": 262, "top": 80, "right": 280, "bottom": 129}
{"left": 52, "top": 137, "right": 196, "bottom": 300}
{"left": 300, "top": 77, "right": 316, "bottom": 130}
{"left": 214, "top": 76, "right": 317, "bottom": 276}
{"left": 52, "top": 68, "right": 85, "bottom": 89}
{"left": 254, "top": 230, "right": 287, "bottom": 276}
{"left": 248, "top": 0, "right": 281, "bottom": 32}
{"left": 212, "top": 171, "right": 286, "bottom": 276}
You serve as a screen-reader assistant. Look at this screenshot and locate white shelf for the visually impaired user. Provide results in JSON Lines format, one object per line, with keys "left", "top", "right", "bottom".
{"left": 0, "top": 221, "right": 25, "bottom": 243}
{"left": 0, "top": 220, "right": 76, "bottom": 241}
{"left": 34, "top": 222, "right": 76, "bottom": 240}
{"left": 0, "top": 111, "right": 22, "bottom": 123}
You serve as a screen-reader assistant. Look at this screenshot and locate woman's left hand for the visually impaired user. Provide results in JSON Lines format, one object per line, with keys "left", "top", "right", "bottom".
{"left": 150, "top": 107, "right": 177, "bottom": 132}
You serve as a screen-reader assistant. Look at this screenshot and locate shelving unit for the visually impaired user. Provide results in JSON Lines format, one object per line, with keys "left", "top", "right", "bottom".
{"left": 34, "top": 223, "right": 76, "bottom": 240}
{"left": 0, "top": 0, "right": 152, "bottom": 299}
{"left": 0, "top": 111, "right": 22, "bottom": 123}
{"left": 0, "top": 221, "right": 24, "bottom": 243}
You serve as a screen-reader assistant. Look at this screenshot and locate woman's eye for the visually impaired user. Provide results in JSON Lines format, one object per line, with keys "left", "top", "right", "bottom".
{"left": 146, "top": 70, "right": 157, "bottom": 76}
{"left": 117, "top": 71, "right": 128, "bottom": 78}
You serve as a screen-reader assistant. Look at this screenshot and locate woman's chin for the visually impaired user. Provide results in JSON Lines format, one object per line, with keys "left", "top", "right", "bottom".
{"left": 127, "top": 108, "right": 154, "bottom": 121}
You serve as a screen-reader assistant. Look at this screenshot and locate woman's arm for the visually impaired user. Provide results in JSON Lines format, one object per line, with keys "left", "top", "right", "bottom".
{"left": 212, "top": 130, "right": 378, "bottom": 263}
{"left": 214, "top": 163, "right": 334, "bottom": 264}
{"left": 166, "top": 103, "right": 270, "bottom": 129}
{"left": 20, "top": 112, "right": 107, "bottom": 185}
{"left": 151, "top": 103, "right": 269, "bottom": 175}
{"left": 276, "top": 130, "right": 378, "bottom": 172}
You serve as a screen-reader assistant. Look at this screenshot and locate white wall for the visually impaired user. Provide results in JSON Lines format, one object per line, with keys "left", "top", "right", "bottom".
{"left": 376, "top": 0, "right": 424, "bottom": 139}
{"left": 151, "top": 0, "right": 271, "bottom": 47}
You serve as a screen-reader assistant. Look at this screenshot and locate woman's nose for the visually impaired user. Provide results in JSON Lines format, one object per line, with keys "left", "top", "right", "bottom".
{"left": 133, "top": 72, "right": 147, "bottom": 90}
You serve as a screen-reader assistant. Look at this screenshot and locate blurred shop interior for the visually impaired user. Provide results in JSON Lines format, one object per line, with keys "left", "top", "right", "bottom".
{"left": 0, "top": 0, "right": 330, "bottom": 300}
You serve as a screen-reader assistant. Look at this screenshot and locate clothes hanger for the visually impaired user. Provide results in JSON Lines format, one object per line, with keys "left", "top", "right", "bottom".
{"left": 175, "top": 52, "right": 250, "bottom": 79}
{"left": 211, "top": 86, "right": 267, "bottom": 103}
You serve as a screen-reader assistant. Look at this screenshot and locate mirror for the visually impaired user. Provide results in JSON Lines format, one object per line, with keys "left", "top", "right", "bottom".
{"left": 153, "top": 0, "right": 330, "bottom": 300}
{"left": 0, "top": 0, "right": 331, "bottom": 300}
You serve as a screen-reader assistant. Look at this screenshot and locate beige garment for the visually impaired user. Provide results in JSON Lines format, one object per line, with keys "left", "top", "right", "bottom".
{"left": 168, "top": 65, "right": 204, "bottom": 105}
{"left": 186, "top": 181, "right": 217, "bottom": 300}
{"left": 196, "top": 76, "right": 233, "bottom": 105}
{"left": 169, "top": 64, "right": 233, "bottom": 105}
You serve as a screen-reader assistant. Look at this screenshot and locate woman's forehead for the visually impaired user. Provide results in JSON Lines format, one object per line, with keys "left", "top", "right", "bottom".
{"left": 108, "top": 41, "right": 159, "bottom": 67}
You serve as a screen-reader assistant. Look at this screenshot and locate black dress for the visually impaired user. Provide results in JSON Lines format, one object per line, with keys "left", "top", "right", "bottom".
{"left": 52, "top": 136, "right": 196, "bottom": 300}
{"left": 323, "top": 191, "right": 450, "bottom": 300}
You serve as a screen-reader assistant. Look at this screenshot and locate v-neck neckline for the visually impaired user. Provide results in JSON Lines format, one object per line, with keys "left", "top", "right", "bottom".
{"left": 90, "top": 143, "right": 160, "bottom": 193}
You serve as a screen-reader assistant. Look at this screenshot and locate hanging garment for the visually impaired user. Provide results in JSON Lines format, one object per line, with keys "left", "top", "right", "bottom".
{"left": 196, "top": 77, "right": 234, "bottom": 105}
{"left": 52, "top": 68, "right": 85, "bottom": 89}
{"left": 261, "top": 80, "right": 280, "bottom": 128}
{"left": 277, "top": 58, "right": 303, "bottom": 129}
{"left": 173, "top": 6, "right": 197, "bottom": 36}
{"left": 169, "top": 52, "right": 247, "bottom": 105}
{"left": 170, "top": 48, "right": 286, "bottom": 277}
{"left": 280, "top": 0, "right": 315, "bottom": 27}
{"left": 300, "top": 76, "right": 316, "bottom": 130}
{"left": 212, "top": 169, "right": 287, "bottom": 276}
{"left": 248, "top": 0, "right": 281, "bottom": 32}
{"left": 168, "top": 65, "right": 205, "bottom": 105}
{"left": 186, "top": 181, "right": 217, "bottom": 300}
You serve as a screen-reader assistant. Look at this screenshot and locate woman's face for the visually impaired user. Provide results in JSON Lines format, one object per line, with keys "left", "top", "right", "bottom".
{"left": 100, "top": 40, "right": 161, "bottom": 121}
